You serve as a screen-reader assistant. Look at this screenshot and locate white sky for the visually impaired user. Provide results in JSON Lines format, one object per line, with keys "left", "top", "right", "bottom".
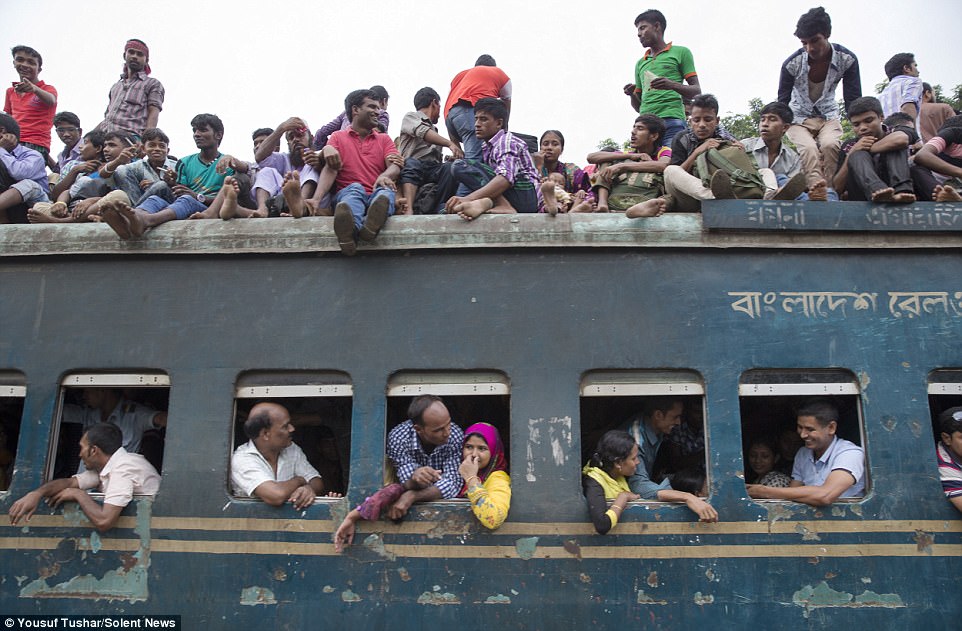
{"left": 3, "top": 0, "right": 961, "bottom": 166}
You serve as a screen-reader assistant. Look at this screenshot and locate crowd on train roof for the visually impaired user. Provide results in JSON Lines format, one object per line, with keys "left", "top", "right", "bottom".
{"left": 1, "top": 5, "right": 961, "bottom": 254}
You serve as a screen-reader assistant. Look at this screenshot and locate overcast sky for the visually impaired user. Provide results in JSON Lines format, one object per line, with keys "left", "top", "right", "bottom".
{"left": 3, "top": 0, "right": 961, "bottom": 166}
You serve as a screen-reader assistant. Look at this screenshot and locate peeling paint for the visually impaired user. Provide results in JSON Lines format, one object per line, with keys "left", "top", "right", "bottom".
{"left": 515, "top": 536, "right": 539, "bottom": 560}
{"left": 704, "top": 568, "right": 715, "bottom": 581}
{"left": 792, "top": 582, "right": 904, "bottom": 618}
{"left": 397, "top": 567, "right": 411, "bottom": 582}
{"left": 563, "top": 539, "right": 581, "bottom": 559}
{"left": 913, "top": 529, "right": 934, "bottom": 553}
{"left": 881, "top": 416, "right": 897, "bottom": 432}
{"left": 693, "top": 592, "right": 714, "bottom": 605}
{"left": 322, "top": 586, "right": 335, "bottom": 593}
{"left": 795, "top": 524, "right": 821, "bottom": 541}
{"left": 484, "top": 594, "right": 511, "bottom": 604}
{"left": 861, "top": 577, "right": 872, "bottom": 584}
{"left": 824, "top": 572, "right": 838, "bottom": 580}
{"left": 417, "top": 590, "right": 460, "bottom": 605}
{"left": 426, "top": 512, "right": 472, "bottom": 539}
{"left": 909, "top": 420, "right": 922, "bottom": 438}
{"left": 579, "top": 573, "right": 591, "bottom": 584}
{"left": 341, "top": 589, "right": 362, "bottom": 603}
{"left": 831, "top": 506, "right": 845, "bottom": 517}
{"left": 20, "top": 499, "right": 152, "bottom": 602}
{"left": 765, "top": 503, "right": 797, "bottom": 523}
{"left": 647, "top": 571, "right": 658, "bottom": 588}
{"left": 362, "top": 534, "right": 396, "bottom": 561}
{"left": 239, "top": 586, "right": 276, "bottom": 606}
{"left": 858, "top": 371, "right": 871, "bottom": 392}
{"left": 273, "top": 568, "right": 288, "bottom": 581}
{"left": 636, "top": 591, "right": 668, "bottom": 605}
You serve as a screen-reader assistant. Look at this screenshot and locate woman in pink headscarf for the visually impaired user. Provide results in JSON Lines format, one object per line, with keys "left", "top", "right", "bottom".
{"left": 458, "top": 422, "right": 510, "bottom": 530}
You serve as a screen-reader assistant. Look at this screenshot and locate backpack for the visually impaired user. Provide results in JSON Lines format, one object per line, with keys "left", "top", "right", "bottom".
{"left": 695, "top": 142, "right": 766, "bottom": 200}
{"left": 412, "top": 183, "right": 440, "bottom": 215}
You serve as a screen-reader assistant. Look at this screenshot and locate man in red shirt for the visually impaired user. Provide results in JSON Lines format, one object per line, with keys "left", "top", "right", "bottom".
{"left": 319, "top": 89, "right": 401, "bottom": 256}
{"left": 4, "top": 46, "right": 57, "bottom": 169}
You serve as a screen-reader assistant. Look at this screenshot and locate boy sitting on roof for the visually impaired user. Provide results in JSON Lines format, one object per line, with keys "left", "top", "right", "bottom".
{"left": 740, "top": 101, "right": 821, "bottom": 201}
{"left": 0, "top": 111, "right": 49, "bottom": 223}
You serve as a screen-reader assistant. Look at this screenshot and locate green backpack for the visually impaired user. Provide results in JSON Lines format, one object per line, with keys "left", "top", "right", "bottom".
{"left": 695, "top": 141, "right": 766, "bottom": 200}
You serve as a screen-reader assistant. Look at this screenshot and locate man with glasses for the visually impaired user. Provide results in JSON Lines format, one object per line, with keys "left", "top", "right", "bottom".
{"left": 52, "top": 111, "right": 82, "bottom": 174}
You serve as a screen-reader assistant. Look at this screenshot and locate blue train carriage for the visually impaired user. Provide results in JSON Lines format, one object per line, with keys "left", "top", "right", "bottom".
{"left": 0, "top": 198, "right": 961, "bottom": 629}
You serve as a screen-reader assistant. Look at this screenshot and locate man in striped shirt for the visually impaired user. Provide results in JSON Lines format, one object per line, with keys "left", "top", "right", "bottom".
{"left": 446, "top": 97, "right": 540, "bottom": 219}
{"left": 937, "top": 406, "right": 962, "bottom": 513}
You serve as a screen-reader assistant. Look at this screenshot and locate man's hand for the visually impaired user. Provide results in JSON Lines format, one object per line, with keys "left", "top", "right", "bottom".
{"left": 71, "top": 197, "right": 98, "bottom": 218}
{"left": 650, "top": 77, "right": 679, "bottom": 91}
{"left": 623, "top": 83, "right": 637, "bottom": 96}
{"left": 690, "top": 138, "right": 722, "bottom": 158}
{"left": 387, "top": 491, "right": 415, "bottom": 520}
{"left": 322, "top": 146, "right": 342, "bottom": 170}
{"left": 216, "top": 155, "right": 241, "bottom": 174}
{"left": 49, "top": 487, "right": 84, "bottom": 508}
{"left": 334, "top": 515, "right": 357, "bottom": 553}
{"left": 9, "top": 491, "right": 43, "bottom": 525}
{"left": 409, "top": 466, "right": 441, "bottom": 488}
{"left": 14, "top": 77, "right": 35, "bottom": 95}
{"left": 685, "top": 496, "right": 718, "bottom": 522}
{"left": 117, "top": 146, "right": 138, "bottom": 165}
{"left": 288, "top": 484, "right": 316, "bottom": 510}
{"left": 278, "top": 117, "right": 307, "bottom": 133}
{"left": 302, "top": 148, "right": 321, "bottom": 169}
{"left": 386, "top": 154, "right": 404, "bottom": 170}
{"left": 850, "top": 136, "right": 876, "bottom": 153}
{"left": 374, "top": 175, "right": 397, "bottom": 192}
{"left": 448, "top": 142, "right": 464, "bottom": 160}
{"left": 74, "top": 160, "right": 102, "bottom": 176}
{"left": 171, "top": 184, "right": 194, "bottom": 198}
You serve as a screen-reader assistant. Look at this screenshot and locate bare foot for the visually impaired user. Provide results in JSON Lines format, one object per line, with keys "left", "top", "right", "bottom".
{"left": 28, "top": 207, "right": 73, "bottom": 224}
{"left": 570, "top": 201, "right": 592, "bottom": 213}
{"left": 99, "top": 191, "right": 135, "bottom": 239}
{"left": 49, "top": 201, "right": 69, "bottom": 218}
{"left": 118, "top": 205, "right": 147, "bottom": 238}
{"left": 808, "top": 179, "right": 828, "bottom": 202}
{"left": 625, "top": 197, "right": 667, "bottom": 218}
{"left": 891, "top": 192, "right": 916, "bottom": 203}
{"left": 594, "top": 203, "right": 610, "bottom": 213}
{"left": 282, "top": 171, "right": 305, "bottom": 218}
{"left": 871, "top": 187, "right": 896, "bottom": 203}
{"left": 219, "top": 176, "right": 239, "bottom": 220}
{"left": 540, "top": 181, "right": 559, "bottom": 216}
{"left": 457, "top": 198, "right": 493, "bottom": 221}
{"left": 934, "top": 185, "right": 962, "bottom": 202}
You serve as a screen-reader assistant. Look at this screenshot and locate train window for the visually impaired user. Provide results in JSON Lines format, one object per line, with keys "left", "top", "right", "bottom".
{"left": 738, "top": 369, "right": 868, "bottom": 498}
{"left": 580, "top": 370, "right": 708, "bottom": 500}
{"left": 231, "top": 371, "right": 352, "bottom": 497}
{"left": 385, "top": 371, "right": 510, "bottom": 488}
{"left": 0, "top": 371, "right": 26, "bottom": 492}
{"left": 48, "top": 373, "right": 170, "bottom": 481}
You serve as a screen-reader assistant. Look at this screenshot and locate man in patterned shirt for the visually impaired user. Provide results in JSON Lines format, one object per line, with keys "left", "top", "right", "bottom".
{"left": 446, "top": 97, "right": 540, "bottom": 219}
{"left": 94, "top": 39, "right": 164, "bottom": 139}
{"left": 937, "top": 406, "right": 962, "bottom": 514}
{"left": 385, "top": 395, "right": 464, "bottom": 520}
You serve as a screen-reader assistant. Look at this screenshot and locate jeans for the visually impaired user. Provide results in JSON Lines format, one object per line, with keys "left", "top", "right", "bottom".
{"left": 450, "top": 159, "right": 539, "bottom": 213}
{"left": 662, "top": 118, "right": 688, "bottom": 149}
{"left": 446, "top": 104, "right": 483, "bottom": 161}
{"left": 844, "top": 149, "right": 912, "bottom": 201}
{"left": 334, "top": 183, "right": 395, "bottom": 230}
{"left": 138, "top": 193, "right": 206, "bottom": 220}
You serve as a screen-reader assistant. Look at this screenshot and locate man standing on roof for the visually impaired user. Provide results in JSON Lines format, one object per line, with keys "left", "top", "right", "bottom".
{"left": 623, "top": 9, "right": 701, "bottom": 148}
{"left": 95, "top": 39, "right": 165, "bottom": 139}
{"left": 444, "top": 55, "right": 511, "bottom": 162}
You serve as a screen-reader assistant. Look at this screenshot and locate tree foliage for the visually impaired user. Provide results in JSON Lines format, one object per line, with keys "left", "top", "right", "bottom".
{"left": 719, "top": 98, "right": 764, "bottom": 141}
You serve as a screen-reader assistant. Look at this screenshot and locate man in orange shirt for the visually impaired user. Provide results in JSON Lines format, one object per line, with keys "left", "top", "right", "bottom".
{"left": 444, "top": 55, "right": 512, "bottom": 162}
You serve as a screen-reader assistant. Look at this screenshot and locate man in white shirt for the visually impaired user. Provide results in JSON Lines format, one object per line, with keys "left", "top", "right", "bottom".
{"left": 231, "top": 402, "right": 330, "bottom": 508}
{"left": 8, "top": 423, "right": 160, "bottom": 532}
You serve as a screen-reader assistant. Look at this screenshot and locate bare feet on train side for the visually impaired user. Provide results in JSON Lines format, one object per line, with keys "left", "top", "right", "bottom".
{"left": 218, "top": 176, "right": 240, "bottom": 220}
{"left": 99, "top": 191, "right": 137, "bottom": 239}
{"left": 456, "top": 198, "right": 494, "bottom": 221}
{"left": 625, "top": 197, "right": 667, "bottom": 218}
{"left": 891, "top": 191, "right": 916, "bottom": 203}
{"left": 117, "top": 204, "right": 147, "bottom": 239}
{"left": 870, "top": 187, "right": 896, "bottom": 203}
{"left": 569, "top": 190, "right": 590, "bottom": 213}
{"left": 27, "top": 202, "right": 71, "bottom": 223}
{"left": 808, "top": 179, "right": 828, "bottom": 201}
{"left": 282, "top": 171, "right": 305, "bottom": 218}
{"left": 934, "top": 185, "right": 962, "bottom": 202}
{"left": 540, "top": 181, "right": 559, "bottom": 216}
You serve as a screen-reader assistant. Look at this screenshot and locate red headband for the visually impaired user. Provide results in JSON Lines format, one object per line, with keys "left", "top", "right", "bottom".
{"left": 123, "top": 40, "right": 151, "bottom": 75}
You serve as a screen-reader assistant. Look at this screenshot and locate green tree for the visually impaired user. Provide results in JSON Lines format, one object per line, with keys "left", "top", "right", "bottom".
{"left": 596, "top": 137, "right": 631, "bottom": 152}
{"left": 719, "top": 98, "right": 764, "bottom": 140}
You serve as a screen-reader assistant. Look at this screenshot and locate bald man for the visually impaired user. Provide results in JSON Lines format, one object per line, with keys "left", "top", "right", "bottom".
{"left": 230, "top": 402, "right": 328, "bottom": 509}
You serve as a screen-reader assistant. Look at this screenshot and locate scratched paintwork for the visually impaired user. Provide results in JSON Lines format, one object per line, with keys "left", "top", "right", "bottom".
{"left": 1, "top": 206, "right": 961, "bottom": 628}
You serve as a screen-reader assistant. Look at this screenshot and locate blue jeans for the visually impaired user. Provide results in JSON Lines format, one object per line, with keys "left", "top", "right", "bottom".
{"left": 662, "top": 118, "right": 688, "bottom": 148}
{"left": 138, "top": 193, "right": 206, "bottom": 220}
{"left": 775, "top": 173, "right": 839, "bottom": 201}
{"left": 334, "top": 183, "right": 395, "bottom": 230}
{"left": 446, "top": 104, "right": 483, "bottom": 161}
{"left": 450, "top": 159, "right": 538, "bottom": 213}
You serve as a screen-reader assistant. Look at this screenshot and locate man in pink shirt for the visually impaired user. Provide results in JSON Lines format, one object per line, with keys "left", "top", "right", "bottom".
{"left": 319, "top": 89, "right": 401, "bottom": 256}
{"left": 8, "top": 423, "right": 160, "bottom": 532}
